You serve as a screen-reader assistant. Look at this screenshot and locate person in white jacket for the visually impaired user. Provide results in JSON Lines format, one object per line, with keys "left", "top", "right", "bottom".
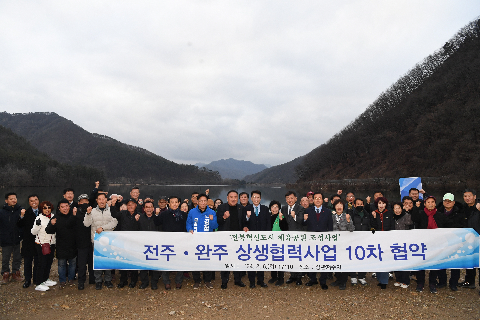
{"left": 83, "top": 193, "right": 118, "bottom": 290}
{"left": 31, "top": 201, "right": 57, "bottom": 291}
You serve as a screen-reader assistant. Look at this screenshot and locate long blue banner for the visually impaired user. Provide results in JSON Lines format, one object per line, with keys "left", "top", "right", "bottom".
{"left": 93, "top": 229, "right": 479, "bottom": 272}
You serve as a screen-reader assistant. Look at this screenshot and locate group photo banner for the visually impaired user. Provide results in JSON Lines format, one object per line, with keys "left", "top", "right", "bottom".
{"left": 93, "top": 229, "right": 479, "bottom": 272}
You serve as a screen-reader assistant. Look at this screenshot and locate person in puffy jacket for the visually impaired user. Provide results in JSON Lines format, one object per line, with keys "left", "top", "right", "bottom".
{"left": 46, "top": 199, "right": 77, "bottom": 288}
{"left": 31, "top": 201, "right": 56, "bottom": 292}
{"left": 83, "top": 193, "right": 118, "bottom": 290}
{"left": 0, "top": 192, "right": 24, "bottom": 284}
{"left": 186, "top": 194, "right": 218, "bottom": 289}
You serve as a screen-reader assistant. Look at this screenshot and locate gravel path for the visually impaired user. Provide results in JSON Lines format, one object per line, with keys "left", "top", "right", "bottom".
{"left": 1, "top": 262, "right": 479, "bottom": 320}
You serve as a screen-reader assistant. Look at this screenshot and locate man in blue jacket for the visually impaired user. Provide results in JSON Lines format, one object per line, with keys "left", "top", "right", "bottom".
{"left": 186, "top": 194, "right": 218, "bottom": 289}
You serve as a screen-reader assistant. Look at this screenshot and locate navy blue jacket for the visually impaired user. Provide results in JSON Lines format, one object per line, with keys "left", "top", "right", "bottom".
{"left": 243, "top": 204, "right": 271, "bottom": 231}
{"left": 303, "top": 206, "right": 333, "bottom": 232}
{"left": 0, "top": 204, "right": 23, "bottom": 246}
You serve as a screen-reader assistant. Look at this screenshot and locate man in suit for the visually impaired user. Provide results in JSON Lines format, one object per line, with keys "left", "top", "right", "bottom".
{"left": 216, "top": 190, "right": 246, "bottom": 289}
{"left": 17, "top": 194, "right": 40, "bottom": 288}
{"left": 243, "top": 190, "right": 270, "bottom": 288}
{"left": 281, "top": 191, "right": 305, "bottom": 285}
{"left": 303, "top": 191, "right": 333, "bottom": 290}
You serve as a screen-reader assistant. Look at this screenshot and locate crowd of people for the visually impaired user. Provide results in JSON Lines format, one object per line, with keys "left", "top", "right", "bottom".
{"left": 1, "top": 181, "right": 479, "bottom": 296}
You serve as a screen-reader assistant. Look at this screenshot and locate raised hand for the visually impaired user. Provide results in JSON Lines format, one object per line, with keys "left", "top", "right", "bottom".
{"left": 72, "top": 207, "right": 77, "bottom": 216}
{"left": 95, "top": 181, "right": 100, "bottom": 188}
{"left": 87, "top": 206, "right": 92, "bottom": 214}
{"left": 371, "top": 211, "right": 376, "bottom": 218}
{"left": 223, "top": 210, "right": 230, "bottom": 219}
{"left": 21, "top": 209, "right": 26, "bottom": 218}
{"left": 366, "top": 196, "right": 371, "bottom": 204}
{"left": 51, "top": 218, "right": 57, "bottom": 225}
{"left": 304, "top": 213, "right": 309, "bottom": 220}
{"left": 346, "top": 213, "right": 351, "bottom": 222}
{"left": 246, "top": 210, "right": 251, "bottom": 218}
{"left": 135, "top": 214, "right": 140, "bottom": 221}
{"left": 291, "top": 210, "right": 296, "bottom": 218}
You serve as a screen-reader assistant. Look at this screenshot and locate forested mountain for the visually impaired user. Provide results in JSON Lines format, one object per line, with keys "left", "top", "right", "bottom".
{"left": 296, "top": 18, "right": 480, "bottom": 184}
{"left": 0, "top": 112, "right": 221, "bottom": 184}
{"left": 0, "top": 125, "right": 105, "bottom": 186}
{"left": 243, "top": 156, "right": 304, "bottom": 184}
{"left": 196, "top": 158, "right": 269, "bottom": 180}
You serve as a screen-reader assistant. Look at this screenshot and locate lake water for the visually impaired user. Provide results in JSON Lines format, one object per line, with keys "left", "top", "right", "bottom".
{"left": 0, "top": 185, "right": 467, "bottom": 208}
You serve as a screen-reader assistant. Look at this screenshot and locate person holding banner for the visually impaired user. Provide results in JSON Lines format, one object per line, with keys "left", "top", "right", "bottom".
{"left": 216, "top": 190, "right": 246, "bottom": 289}
{"left": 268, "top": 200, "right": 287, "bottom": 286}
{"left": 243, "top": 190, "right": 270, "bottom": 288}
{"left": 371, "top": 197, "right": 394, "bottom": 289}
{"left": 154, "top": 196, "right": 187, "bottom": 290}
{"left": 330, "top": 199, "right": 353, "bottom": 290}
{"left": 186, "top": 193, "right": 218, "bottom": 289}
{"left": 83, "top": 193, "right": 118, "bottom": 290}
{"left": 349, "top": 198, "right": 371, "bottom": 286}
{"left": 116, "top": 199, "right": 141, "bottom": 289}
{"left": 392, "top": 201, "right": 413, "bottom": 289}
{"left": 434, "top": 193, "right": 466, "bottom": 291}
{"left": 303, "top": 192, "right": 332, "bottom": 290}
{"left": 411, "top": 195, "right": 447, "bottom": 293}
{"left": 460, "top": 189, "right": 480, "bottom": 291}
{"left": 282, "top": 191, "right": 305, "bottom": 286}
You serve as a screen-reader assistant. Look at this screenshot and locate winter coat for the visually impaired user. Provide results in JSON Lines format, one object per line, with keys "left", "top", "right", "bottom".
{"left": 139, "top": 213, "right": 161, "bottom": 232}
{"left": 31, "top": 214, "right": 56, "bottom": 245}
{"left": 114, "top": 210, "right": 140, "bottom": 231}
{"left": 394, "top": 212, "right": 413, "bottom": 230}
{"left": 0, "top": 203, "right": 23, "bottom": 246}
{"left": 411, "top": 207, "right": 447, "bottom": 229}
{"left": 186, "top": 206, "right": 218, "bottom": 233}
{"left": 46, "top": 212, "right": 77, "bottom": 259}
{"left": 154, "top": 209, "right": 187, "bottom": 232}
{"left": 371, "top": 209, "right": 395, "bottom": 231}
{"left": 467, "top": 211, "right": 480, "bottom": 234}
{"left": 83, "top": 205, "right": 118, "bottom": 243}
{"left": 332, "top": 212, "right": 354, "bottom": 231}
{"left": 75, "top": 207, "right": 94, "bottom": 249}
{"left": 436, "top": 203, "right": 467, "bottom": 228}
{"left": 17, "top": 207, "right": 38, "bottom": 255}
{"left": 348, "top": 208, "right": 372, "bottom": 231}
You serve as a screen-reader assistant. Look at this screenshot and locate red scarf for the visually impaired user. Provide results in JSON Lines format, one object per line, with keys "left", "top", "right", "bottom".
{"left": 424, "top": 208, "right": 438, "bottom": 229}
{"left": 375, "top": 209, "right": 385, "bottom": 231}
{"left": 43, "top": 213, "right": 51, "bottom": 219}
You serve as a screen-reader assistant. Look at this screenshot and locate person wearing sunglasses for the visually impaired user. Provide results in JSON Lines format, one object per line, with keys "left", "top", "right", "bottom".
{"left": 31, "top": 201, "right": 57, "bottom": 291}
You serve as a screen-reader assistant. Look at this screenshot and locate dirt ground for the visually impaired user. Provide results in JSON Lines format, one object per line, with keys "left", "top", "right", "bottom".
{"left": 1, "top": 258, "right": 479, "bottom": 320}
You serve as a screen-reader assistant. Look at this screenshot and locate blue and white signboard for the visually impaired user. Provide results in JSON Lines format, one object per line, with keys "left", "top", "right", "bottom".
{"left": 399, "top": 177, "right": 423, "bottom": 201}
{"left": 93, "top": 229, "right": 479, "bottom": 272}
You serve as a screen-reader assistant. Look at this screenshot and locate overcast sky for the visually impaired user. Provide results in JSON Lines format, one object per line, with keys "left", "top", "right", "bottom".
{"left": 1, "top": 1, "right": 478, "bottom": 167}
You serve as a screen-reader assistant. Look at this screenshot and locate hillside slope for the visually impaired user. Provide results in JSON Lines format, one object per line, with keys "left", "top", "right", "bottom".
{"left": 0, "top": 112, "right": 221, "bottom": 184}
{"left": 197, "top": 158, "right": 268, "bottom": 180}
{"left": 0, "top": 125, "right": 105, "bottom": 186}
{"left": 296, "top": 18, "right": 480, "bottom": 183}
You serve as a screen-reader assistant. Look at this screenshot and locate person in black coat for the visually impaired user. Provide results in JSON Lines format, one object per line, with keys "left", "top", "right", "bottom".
{"left": 46, "top": 199, "right": 77, "bottom": 287}
{"left": 75, "top": 194, "right": 96, "bottom": 290}
{"left": 114, "top": 199, "right": 140, "bottom": 288}
{"left": 459, "top": 188, "right": 480, "bottom": 289}
{"left": 411, "top": 196, "right": 447, "bottom": 294}
{"left": 216, "top": 190, "right": 246, "bottom": 289}
{"left": 348, "top": 198, "right": 371, "bottom": 286}
{"left": 137, "top": 200, "right": 162, "bottom": 290}
{"left": 17, "top": 194, "right": 40, "bottom": 288}
{"left": 0, "top": 192, "right": 24, "bottom": 284}
{"left": 435, "top": 193, "right": 466, "bottom": 291}
{"left": 371, "top": 197, "right": 394, "bottom": 289}
{"left": 243, "top": 190, "right": 270, "bottom": 288}
{"left": 153, "top": 197, "right": 187, "bottom": 290}
{"left": 303, "top": 192, "right": 333, "bottom": 290}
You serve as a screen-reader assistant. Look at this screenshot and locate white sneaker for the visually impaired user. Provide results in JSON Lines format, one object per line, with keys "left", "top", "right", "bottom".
{"left": 389, "top": 273, "right": 394, "bottom": 279}
{"left": 394, "top": 282, "right": 402, "bottom": 287}
{"left": 351, "top": 278, "right": 357, "bottom": 285}
{"left": 359, "top": 278, "right": 367, "bottom": 286}
{"left": 35, "top": 284, "right": 50, "bottom": 291}
{"left": 371, "top": 273, "right": 376, "bottom": 278}
{"left": 400, "top": 283, "right": 409, "bottom": 289}
{"left": 44, "top": 279, "right": 57, "bottom": 286}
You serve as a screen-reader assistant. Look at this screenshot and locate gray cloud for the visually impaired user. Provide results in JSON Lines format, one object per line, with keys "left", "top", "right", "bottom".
{"left": 1, "top": 1, "right": 478, "bottom": 166}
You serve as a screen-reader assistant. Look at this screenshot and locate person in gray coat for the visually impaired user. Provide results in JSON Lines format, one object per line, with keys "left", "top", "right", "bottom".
{"left": 330, "top": 199, "right": 353, "bottom": 290}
